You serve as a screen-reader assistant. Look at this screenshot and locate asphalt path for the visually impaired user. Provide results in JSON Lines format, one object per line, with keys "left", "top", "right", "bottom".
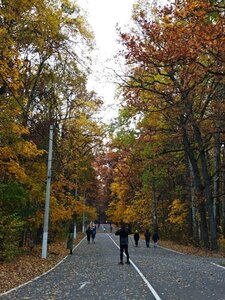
{"left": 1, "top": 225, "right": 225, "bottom": 300}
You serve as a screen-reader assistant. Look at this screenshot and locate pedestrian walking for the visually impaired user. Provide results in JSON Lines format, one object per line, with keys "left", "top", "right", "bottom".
{"left": 67, "top": 232, "right": 74, "bottom": 254}
{"left": 110, "top": 224, "right": 113, "bottom": 233}
{"left": 115, "top": 224, "right": 132, "bottom": 264}
{"left": 152, "top": 231, "right": 159, "bottom": 248}
{"left": 133, "top": 230, "right": 140, "bottom": 247}
{"left": 144, "top": 229, "right": 151, "bottom": 248}
{"left": 86, "top": 226, "right": 91, "bottom": 244}
{"left": 91, "top": 226, "right": 96, "bottom": 243}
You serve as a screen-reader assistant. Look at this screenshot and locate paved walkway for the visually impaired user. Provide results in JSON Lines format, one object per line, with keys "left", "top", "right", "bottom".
{"left": 1, "top": 226, "right": 225, "bottom": 300}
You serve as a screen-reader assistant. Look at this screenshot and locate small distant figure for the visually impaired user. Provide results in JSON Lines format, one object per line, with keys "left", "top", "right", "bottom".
{"left": 152, "top": 232, "right": 159, "bottom": 248}
{"left": 86, "top": 226, "right": 91, "bottom": 244}
{"left": 103, "top": 226, "right": 106, "bottom": 233}
{"left": 144, "top": 229, "right": 151, "bottom": 248}
{"left": 91, "top": 226, "right": 96, "bottom": 243}
{"left": 133, "top": 230, "right": 140, "bottom": 247}
{"left": 110, "top": 224, "right": 113, "bottom": 233}
{"left": 115, "top": 224, "right": 132, "bottom": 265}
{"left": 29, "top": 235, "right": 34, "bottom": 252}
{"left": 67, "top": 232, "right": 74, "bottom": 254}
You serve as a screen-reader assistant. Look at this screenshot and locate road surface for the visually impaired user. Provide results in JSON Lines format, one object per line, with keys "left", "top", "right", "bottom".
{"left": 1, "top": 224, "right": 225, "bottom": 299}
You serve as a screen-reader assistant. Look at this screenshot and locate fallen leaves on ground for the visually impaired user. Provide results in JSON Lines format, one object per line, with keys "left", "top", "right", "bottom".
{"left": 0, "top": 233, "right": 85, "bottom": 294}
{"left": 160, "top": 240, "right": 225, "bottom": 258}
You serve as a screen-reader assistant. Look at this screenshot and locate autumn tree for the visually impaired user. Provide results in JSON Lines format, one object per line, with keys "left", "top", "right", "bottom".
{"left": 0, "top": 0, "right": 105, "bottom": 259}
{"left": 112, "top": 0, "right": 225, "bottom": 250}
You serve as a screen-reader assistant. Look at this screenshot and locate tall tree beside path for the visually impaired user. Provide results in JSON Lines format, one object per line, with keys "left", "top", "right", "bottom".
{"left": 0, "top": 0, "right": 105, "bottom": 260}
{"left": 111, "top": 0, "right": 225, "bottom": 250}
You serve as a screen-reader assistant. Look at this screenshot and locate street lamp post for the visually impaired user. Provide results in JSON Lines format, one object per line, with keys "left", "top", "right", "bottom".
{"left": 41, "top": 124, "right": 54, "bottom": 259}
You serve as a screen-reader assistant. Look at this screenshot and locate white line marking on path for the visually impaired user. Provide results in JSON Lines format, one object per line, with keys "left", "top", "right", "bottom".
{"left": 158, "top": 245, "right": 185, "bottom": 255}
{"left": 78, "top": 282, "right": 91, "bottom": 290}
{"left": 108, "top": 234, "right": 161, "bottom": 300}
{"left": 211, "top": 262, "right": 225, "bottom": 270}
{"left": 0, "top": 236, "right": 86, "bottom": 297}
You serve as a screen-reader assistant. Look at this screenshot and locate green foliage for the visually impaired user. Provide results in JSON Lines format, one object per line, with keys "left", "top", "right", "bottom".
{"left": 0, "top": 182, "right": 27, "bottom": 215}
{"left": 0, "top": 213, "right": 25, "bottom": 261}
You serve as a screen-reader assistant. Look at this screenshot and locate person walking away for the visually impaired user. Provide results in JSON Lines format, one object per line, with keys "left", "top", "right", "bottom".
{"left": 115, "top": 224, "right": 132, "bottom": 264}
{"left": 133, "top": 230, "right": 140, "bottom": 247}
{"left": 67, "top": 232, "right": 74, "bottom": 254}
{"left": 144, "top": 229, "right": 151, "bottom": 248}
{"left": 91, "top": 226, "right": 96, "bottom": 243}
{"left": 86, "top": 226, "right": 91, "bottom": 244}
{"left": 152, "top": 231, "right": 159, "bottom": 248}
{"left": 110, "top": 224, "right": 113, "bottom": 233}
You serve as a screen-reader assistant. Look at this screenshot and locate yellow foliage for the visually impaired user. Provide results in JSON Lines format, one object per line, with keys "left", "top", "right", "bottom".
{"left": 106, "top": 200, "right": 126, "bottom": 224}
{"left": 72, "top": 202, "right": 84, "bottom": 215}
{"left": 50, "top": 196, "right": 73, "bottom": 223}
{"left": 84, "top": 206, "right": 97, "bottom": 220}
{"left": 11, "top": 123, "right": 29, "bottom": 135}
{"left": 17, "top": 141, "right": 46, "bottom": 158}
{"left": 0, "top": 147, "right": 17, "bottom": 160}
{"left": 167, "top": 199, "right": 189, "bottom": 227}
{"left": 7, "top": 162, "right": 27, "bottom": 182}
{"left": 111, "top": 182, "right": 128, "bottom": 201}
{"left": 123, "top": 206, "right": 138, "bottom": 224}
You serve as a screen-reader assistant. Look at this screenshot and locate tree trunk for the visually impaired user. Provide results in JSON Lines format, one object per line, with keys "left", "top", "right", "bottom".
{"left": 192, "top": 123, "right": 217, "bottom": 250}
{"left": 188, "top": 158, "right": 200, "bottom": 246}
{"left": 213, "top": 132, "right": 220, "bottom": 226}
{"left": 182, "top": 128, "right": 209, "bottom": 248}
{"left": 222, "top": 144, "right": 225, "bottom": 238}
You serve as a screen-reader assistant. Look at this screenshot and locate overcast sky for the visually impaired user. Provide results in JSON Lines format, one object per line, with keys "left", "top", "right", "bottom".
{"left": 76, "top": 0, "right": 137, "bottom": 122}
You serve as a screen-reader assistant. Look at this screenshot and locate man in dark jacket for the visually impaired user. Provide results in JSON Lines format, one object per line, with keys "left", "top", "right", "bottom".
{"left": 144, "top": 229, "right": 151, "bottom": 248}
{"left": 152, "top": 231, "right": 159, "bottom": 248}
{"left": 115, "top": 225, "right": 132, "bottom": 264}
{"left": 86, "top": 226, "right": 91, "bottom": 244}
{"left": 133, "top": 230, "right": 140, "bottom": 247}
{"left": 91, "top": 226, "right": 96, "bottom": 243}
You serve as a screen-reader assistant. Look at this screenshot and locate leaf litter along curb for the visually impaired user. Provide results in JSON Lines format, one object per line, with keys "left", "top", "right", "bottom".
{"left": 0, "top": 233, "right": 85, "bottom": 294}
{"left": 160, "top": 240, "right": 225, "bottom": 259}
{"left": 1, "top": 236, "right": 225, "bottom": 294}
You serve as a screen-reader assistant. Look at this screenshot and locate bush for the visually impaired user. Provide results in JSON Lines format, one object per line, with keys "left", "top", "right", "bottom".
{"left": 0, "top": 212, "right": 25, "bottom": 261}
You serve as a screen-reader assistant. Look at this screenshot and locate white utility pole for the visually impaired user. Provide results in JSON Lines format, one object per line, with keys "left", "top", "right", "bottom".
{"left": 82, "top": 211, "right": 85, "bottom": 233}
{"left": 74, "top": 224, "right": 77, "bottom": 239}
{"left": 82, "top": 196, "right": 85, "bottom": 233}
{"left": 42, "top": 125, "right": 54, "bottom": 259}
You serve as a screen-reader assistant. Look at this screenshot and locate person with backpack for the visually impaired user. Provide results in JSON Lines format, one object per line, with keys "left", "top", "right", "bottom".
{"left": 115, "top": 224, "right": 132, "bottom": 264}
{"left": 133, "top": 230, "right": 140, "bottom": 247}
{"left": 144, "top": 229, "right": 151, "bottom": 248}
